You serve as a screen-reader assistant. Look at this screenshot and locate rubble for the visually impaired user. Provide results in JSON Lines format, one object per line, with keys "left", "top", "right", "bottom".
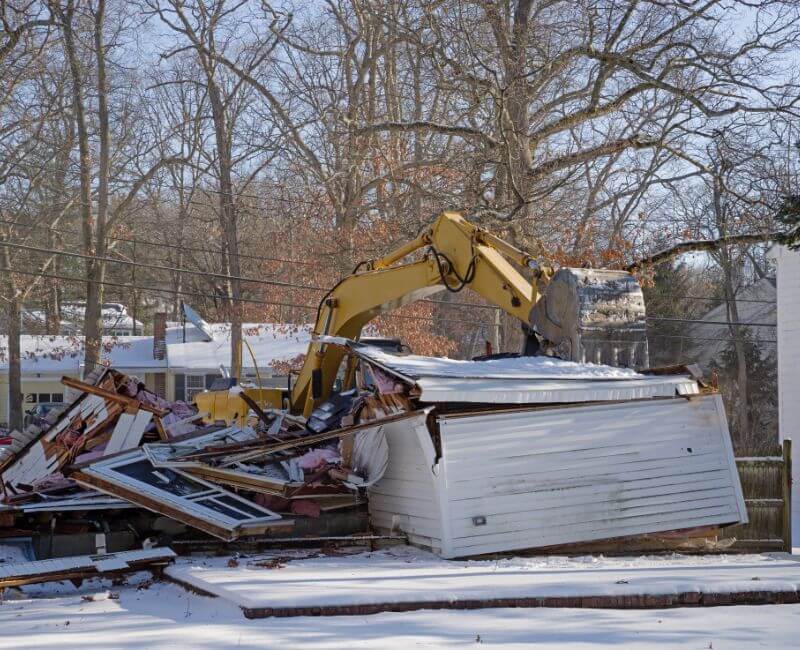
{"left": 0, "top": 364, "right": 409, "bottom": 550}
{"left": 0, "top": 339, "right": 748, "bottom": 562}
{"left": 0, "top": 547, "right": 175, "bottom": 591}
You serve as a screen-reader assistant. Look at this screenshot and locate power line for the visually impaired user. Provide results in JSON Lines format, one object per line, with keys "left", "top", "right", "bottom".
{"left": 648, "top": 333, "right": 777, "bottom": 344}
{"left": 667, "top": 294, "right": 775, "bottom": 304}
{"left": 9, "top": 267, "right": 317, "bottom": 311}
{"left": 0, "top": 218, "right": 332, "bottom": 268}
{"left": 646, "top": 316, "right": 776, "bottom": 328}
{"left": 4, "top": 240, "right": 780, "bottom": 329}
{"left": 0, "top": 240, "right": 329, "bottom": 292}
{"left": 9, "top": 268, "right": 489, "bottom": 327}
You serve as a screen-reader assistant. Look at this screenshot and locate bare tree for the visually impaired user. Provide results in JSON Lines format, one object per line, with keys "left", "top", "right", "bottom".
{"left": 0, "top": 4, "right": 64, "bottom": 428}
{"left": 49, "top": 0, "right": 188, "bottom": 373}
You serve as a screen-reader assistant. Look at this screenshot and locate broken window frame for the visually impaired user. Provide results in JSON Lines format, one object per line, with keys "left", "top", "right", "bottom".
{"left": 72, "top": 449, "right": 282, "bottom": 540}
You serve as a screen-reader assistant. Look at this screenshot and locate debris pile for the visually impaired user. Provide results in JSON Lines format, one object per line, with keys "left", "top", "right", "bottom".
{"left": 0, "top": 339, "right": 748, "bottom": 560}
{"left": 0, "top": 367, "right": 405, "bottom": 546}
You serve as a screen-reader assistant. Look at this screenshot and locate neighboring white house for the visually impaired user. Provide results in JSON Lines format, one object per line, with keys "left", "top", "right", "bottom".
{"left": 683, "top": 276, "right": 777, "bottom": 371}
{"left": 164, "top": 322, "right": 311, "bottom": 402}
{"left": 0, "top": 322, "right": 312, "bottom": 426}
{"left": 769, "top": 245, "right": 800, "bottom": 544}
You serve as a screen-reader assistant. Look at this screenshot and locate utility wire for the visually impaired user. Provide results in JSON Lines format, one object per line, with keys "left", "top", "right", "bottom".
{"left": 0, "top": 218, "right": 332, "bottom": 268}
{"left": 648, "top": 333, "right": 777, "bottom": 344}
{"left": 9, "top": 268, "right": 488, "bottom": 327}
{"left": 9, "top": 267, "right": 316, "bottom": 311}
{"left": 646, "top": 316, "right": 776, "bottom": 328}
{"left": 1, "top": 224, "right": 778, "bottom": 305}
{"left": 2, "top": 239, "right": 779, "bottom": 329}
{"left": 0, "top": 240, "right": 329, "bottom": 292}
{"left": 652, "top": 294, "right": 775, "bottom": 304}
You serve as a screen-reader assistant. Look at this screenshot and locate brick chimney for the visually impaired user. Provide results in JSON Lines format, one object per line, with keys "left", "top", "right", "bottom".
{"left": 153, "top": 312, "right": 167, "bottom": 360}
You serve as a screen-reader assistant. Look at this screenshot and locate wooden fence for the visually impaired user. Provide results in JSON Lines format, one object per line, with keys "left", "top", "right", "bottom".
{"left": 721, "top": 440, "right": 792, "bottom": 552}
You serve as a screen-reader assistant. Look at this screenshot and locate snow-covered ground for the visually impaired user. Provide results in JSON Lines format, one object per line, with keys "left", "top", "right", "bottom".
{"left": 1, "top": 576, "right": 799, "bottom": 649}
{"left": 166, "top": 545, "right": 800, "bottom": 611}
{"left": 2, "top": 546, "right": 800, "bottom": 648}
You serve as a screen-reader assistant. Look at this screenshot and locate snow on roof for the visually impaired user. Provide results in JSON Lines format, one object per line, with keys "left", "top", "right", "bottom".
{"left": 1, "top": 323, "right": 312, "bottom": 375}
{"left": 165, "top": 323, "right": 218, "bottom": 344}
{"left": 349, "top": 343, "right": 697, "bottom": 404}
{"left": 0, "top": 335, "right": 166, "bottom": 373}
{"left": 353, "top": 344, "right": 643, "bottom": 381}
{"left": 105, "top": 337, "right": 167, "bottom": 369}
{"left": 167, "top": 323, "right": 312, "bottom": 372}
{"left": 0, "top": 335, "right": 83, "bottom": 373}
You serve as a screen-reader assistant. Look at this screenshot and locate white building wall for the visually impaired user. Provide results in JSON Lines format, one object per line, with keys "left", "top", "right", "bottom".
{"left": 438, "top": 396, "right": 746, "bottom": 558}
{"left": 771, "top": 245, "right": 800, "bottom": 543}
{"left": 368, "top": 413, "right": 445, "bottom": 553}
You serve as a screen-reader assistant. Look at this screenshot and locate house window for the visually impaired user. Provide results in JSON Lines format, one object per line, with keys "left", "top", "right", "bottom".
{"left": 185, "top": 375, "right": 206, "bottom": 401}
{"left": 24, "top": 393, "right": 64, "bottom": 404}
{"left": 174, "top": 373, "right": 220, "bottom": 402}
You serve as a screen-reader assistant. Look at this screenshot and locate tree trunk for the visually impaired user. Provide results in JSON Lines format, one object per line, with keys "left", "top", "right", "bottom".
{"left": 723, "top": 261, "right": 750, "bottom": 444}
{"left": 59, "top": 0, "right": 101, "bottom": 374}
{"left": 207, "top": 74, "right": 242, "bottom": 377}
{"left": 501, "top": 0, "right": 534, "bottom": 213}
{"left": 7, "top": 296, "right": 23, "bottom": 431}
{"left": 84, "top": 0, "right": 110, "bottom": 373}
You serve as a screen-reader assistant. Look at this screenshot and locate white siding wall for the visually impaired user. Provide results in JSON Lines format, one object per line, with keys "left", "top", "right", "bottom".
{"left": 438, "top": 395, "right": 746, "bottom": 558}
{"left": 368, "top": 412, "right": 445, "bottom": 553}
{"left": 772, "top": 245, "right": 800, "bottom": 543}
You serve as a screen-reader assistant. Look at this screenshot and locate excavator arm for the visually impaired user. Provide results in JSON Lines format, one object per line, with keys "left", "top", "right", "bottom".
{"left": 196, "top": 211, "right": 647, "bottom": 423}
{"left": 291, "top": 211, "right": 550, "bottom": 415}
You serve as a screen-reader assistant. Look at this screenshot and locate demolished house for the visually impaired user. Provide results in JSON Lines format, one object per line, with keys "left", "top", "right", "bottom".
{"left": 0, "top": 338, "right": 747, "bottom": 560}
{"left": 0, "top": 365, "right": 408, "bottom": 550}
{"left": 342, "top": 342, "right": 748, "bottom": 558}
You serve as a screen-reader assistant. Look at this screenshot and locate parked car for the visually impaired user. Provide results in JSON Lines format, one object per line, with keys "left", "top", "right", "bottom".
{"left": 23, "top": 402, "right": 63, "bottom": 430}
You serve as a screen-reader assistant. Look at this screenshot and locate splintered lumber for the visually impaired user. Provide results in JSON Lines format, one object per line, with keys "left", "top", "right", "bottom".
{"left": 218, "top": 409, "right": 422, "bottom": 467}
{"left": 0, "top": 548, "right": 176, "bottom": 589}
{"left": 60, "top": 376, "right": 170, "bottom": 417}
{"left": 104, "top": 409, "right": 153, "bottom": 455}
{"left": 236, "top": 390, "right": 273, "bottom": 427}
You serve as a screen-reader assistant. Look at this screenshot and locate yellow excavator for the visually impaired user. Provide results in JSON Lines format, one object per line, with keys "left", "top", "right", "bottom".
{"left": 196, "top": 211, "right": 648, "bottom": 422}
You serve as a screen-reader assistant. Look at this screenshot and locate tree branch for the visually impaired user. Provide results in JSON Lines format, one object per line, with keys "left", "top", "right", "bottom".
{"left": 627, "top": 231, "right": 783, "bottom": 271}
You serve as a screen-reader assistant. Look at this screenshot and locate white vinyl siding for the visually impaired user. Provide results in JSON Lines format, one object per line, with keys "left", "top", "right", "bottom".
{"left": 367, "top": 412, "right": 445, "bottom": 554}
{"left": 369, "top": 395, "right": 746, "bottom": 559}
{"left": 438, "top": 395, "right": 745, "bottom": 557}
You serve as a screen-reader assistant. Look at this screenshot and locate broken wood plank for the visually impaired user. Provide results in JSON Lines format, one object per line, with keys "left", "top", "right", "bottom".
{"left": 0, "top": 548, "right": 176, "bottom": 589}
{"left": 236, "top": 390, "right": 274, "bottom": 427}
{"left": 104, "top": 409, "right": 153, "bottom": 456}
{"left": 60, "top": 377, "right": 170, "bottom": 416}
{"left": 218, "top": 409, "right": 421, "bottom": 467}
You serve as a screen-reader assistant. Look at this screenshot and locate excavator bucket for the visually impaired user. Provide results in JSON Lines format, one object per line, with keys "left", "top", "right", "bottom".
{"left": 530, "top": 268, "right": 649, "bottom": 369}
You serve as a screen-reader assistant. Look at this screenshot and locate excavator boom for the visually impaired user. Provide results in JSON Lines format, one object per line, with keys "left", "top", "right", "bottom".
{"left": 196, "top": 211, "right": 647, "bottom": 422}
{"left": 291, "top": 211, "right": 647, "bottom": 415}
{"left": 291, "top": 212, "right": 549, "bottom": 415}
